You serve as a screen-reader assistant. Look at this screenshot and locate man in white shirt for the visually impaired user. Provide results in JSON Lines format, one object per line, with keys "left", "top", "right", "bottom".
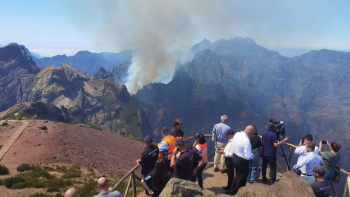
{"left": 292, "top": 142, "right": 324, "bottom": 184}
{"left": 226, "top": 125, "right": 255, "bottom": 195}
{"left": 294, "top": 134, "right": 319, "bottom": 176}
{"left": 218, "top": 129, "right": 235, "bottom": 190}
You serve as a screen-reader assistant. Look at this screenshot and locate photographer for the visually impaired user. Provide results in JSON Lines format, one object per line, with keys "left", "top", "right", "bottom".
{"left": 295, "top": 134, "right": 319, "bottom": 175}
{"left": 318, "top": 140, "right": 341, "bottom": 185}
{"left": 262, "top": 122, "right": 289, "bottom": 185}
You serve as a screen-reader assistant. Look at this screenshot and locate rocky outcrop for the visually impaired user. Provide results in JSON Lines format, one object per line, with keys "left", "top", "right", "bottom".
{"left": 109, "top": 60, "right": 131, "bottom": 85}
{"left": 233, "top": 171, "right": 315, "bottom": 197}
{"left": 94, "top": 67, "right": 112, "bottom": 79}
{"left": 159, "top": 178, "right": 216, "bottom": 197}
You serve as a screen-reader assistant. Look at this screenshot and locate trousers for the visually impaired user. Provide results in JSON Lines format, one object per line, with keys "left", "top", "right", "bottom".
{"left": 324, "top": 171, "right": 335, "bottom": 185}
{"left": 301, "top": 174, "right": 316, "bottom": 183}
{"left": 191, "top": 163, "right": 207, "bottom": 188}
{"left": 262, "top": 155, "right": 276, "bottom": 184}
{"left": 229, "top": 154, "right": 249, "bottom": 195}
{"left": 225, "top": 156, "right": 234, "bottom": 188}
{"left": 247, "top": 149, "right": 260, "bottom": 183}
{"left": 214, "top": 141, "right": 227, "bottom": 170}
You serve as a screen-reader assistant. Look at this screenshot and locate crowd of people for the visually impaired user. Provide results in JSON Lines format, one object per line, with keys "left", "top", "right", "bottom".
{"left": 63, "top": 117, "right": 342, "bottom": 197}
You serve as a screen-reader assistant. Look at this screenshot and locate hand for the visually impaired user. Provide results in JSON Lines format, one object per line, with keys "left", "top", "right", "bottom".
{"left": 192, "top": 168, "right": 198, "bottom": 176}
{"left": 298, "top": 139, "right": 302, "bottom": 147}
{"left": 319, "top": 141, "right": 323, "bottom": 147}
{"left": 291, "top": 168, "right": 295, "bottom": 172}
{"left": 148, "top": 189, "right": 154, "bottom": 195}
{"left": 135, "top": 159, "right": 139, "bottom": 164}
{"left": 253, "top": 150, "right": 257, "bottom": 155}
{"left": 326, "top": 140, "right": 331, "bottom": 146}
{"left": 283, "top": 136, "right": 289, "bottom": 142}
{"left": 173, "top": 147, "right": 178, "bottom": 155}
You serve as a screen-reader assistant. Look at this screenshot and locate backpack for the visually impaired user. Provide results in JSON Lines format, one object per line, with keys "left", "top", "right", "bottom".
{"left": 332, "top": 163, "right": 341, "bottom": 183}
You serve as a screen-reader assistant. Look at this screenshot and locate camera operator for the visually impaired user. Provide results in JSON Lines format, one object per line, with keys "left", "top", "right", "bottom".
{"left": 262, "top": 122, "right": 289, "bottom": 185}
{"left": 295, "top": 134, "right": 319, "bottom": 176}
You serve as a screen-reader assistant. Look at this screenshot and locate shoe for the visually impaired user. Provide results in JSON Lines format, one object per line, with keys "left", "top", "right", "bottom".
{"left": 224, "top": 191, "right": 231, "bottom": 195}
{"left": 262, "top": 179, "right": 268, "bottom": 184}
{"left": 221, "top": 169, "right": 227, "bottom": 174}
{"left": 222, "top": 186, "right": 229, "bottom": 190}
{"left": 214, "top": 168, "right": 219, "bottom": 172}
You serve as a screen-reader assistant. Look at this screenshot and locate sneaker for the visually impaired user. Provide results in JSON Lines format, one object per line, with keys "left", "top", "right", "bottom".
{"left": 224, "top": 191, "right": 232, "bottom": 195}
{"left": 222, "top": 186, "right": 229, "bottom": 190}
{"left": 214, "top": 167, "right": 219, "bottom": 172}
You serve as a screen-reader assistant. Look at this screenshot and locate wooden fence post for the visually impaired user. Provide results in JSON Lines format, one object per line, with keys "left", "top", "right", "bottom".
{"left": 287, "top": 147, "right": 293, "bottom": 171}
{"left": 132, "top": 172, "right": 137, "bottom": 197}
{"left": 276, "top": 161, "right": 285, "bottom": 173}
{"left": 124, "top": 174, "right": 132, "bottom": 197}
{"left": 344, "top": 175, "right": 350, "bottom": 197}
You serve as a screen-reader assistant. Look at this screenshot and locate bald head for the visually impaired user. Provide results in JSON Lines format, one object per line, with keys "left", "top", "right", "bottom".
{"left": 244, "top": 125, "right": 255, "bottom": 137}
{"left": 64, "top": 187, "right": 77, "bottom": 197}
{"left": 97, "top": 177, "right": 109, "bottom": 189}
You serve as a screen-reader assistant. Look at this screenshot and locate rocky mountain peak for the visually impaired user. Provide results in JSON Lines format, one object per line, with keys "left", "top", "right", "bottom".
{"left": 94, "top": 67, "right": 112, "bottom": 79}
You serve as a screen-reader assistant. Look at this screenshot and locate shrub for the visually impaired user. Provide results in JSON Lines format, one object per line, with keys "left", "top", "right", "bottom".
{"left": 46, "top": 185, "right": 60, "bottom": 192}
{"left": 17, "top": 163, "right": 32, "bottom": 172}
{"left": 1, "top": 122, "right": 8, "bottom": 127}
{"left": 3, "top": 177, "right": 25, "bottom": 188}
{"left": 0, "top": 165, "right": 9, "bottom": 174}
{"left": 43, "top": 166, "right": 54, "bottom": 171}
{"left": 29, "top": 193, "right": 57, "bottom": 197}
{"left": 55, "top": 166, "right": 67, "bottom": 173}
{"left": 0, "top": 178, "right": 2, "bottom": 186}
{"left": 77, "top": 181, "right": 99, "bottom": 197}
{"left": 62, "top": 171, "right": 81, "bottom": 178}
{"left": 12, "top": 181, "right": 27, "bottom": 189}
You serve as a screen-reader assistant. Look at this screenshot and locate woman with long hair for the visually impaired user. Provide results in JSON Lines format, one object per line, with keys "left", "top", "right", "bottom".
{"left": 194, "top": 133, "right": 208, "bottom": 189}
{"left": 319, "top": 141, "right": 341, "bottom": 185}
{"left": 141, "top": 158, "right": 172, "bottom": 197}
{"left": 247, "top": 126, "right": 262, "bottom": 183}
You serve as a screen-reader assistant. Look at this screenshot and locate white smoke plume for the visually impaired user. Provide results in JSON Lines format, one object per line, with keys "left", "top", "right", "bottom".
{"left": 62, "top": 0, "right": 344, "bottom": 93}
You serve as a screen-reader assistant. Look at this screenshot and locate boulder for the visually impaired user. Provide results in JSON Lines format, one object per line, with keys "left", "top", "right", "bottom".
{"left": 233, "top": 171, "right": 315, "bottom": 197}
{"left": 159, "top": 178, "right": 215, "bottom": 197}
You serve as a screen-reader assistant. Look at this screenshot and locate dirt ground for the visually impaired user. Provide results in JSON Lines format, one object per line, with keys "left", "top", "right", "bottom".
{"left": 0, "top": 121, "right": 23, "bottom": 147}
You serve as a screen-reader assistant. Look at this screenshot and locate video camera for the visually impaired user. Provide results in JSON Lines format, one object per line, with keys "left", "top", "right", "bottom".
{"left": 268, "top": 119, "right": 286, "bottom": 138}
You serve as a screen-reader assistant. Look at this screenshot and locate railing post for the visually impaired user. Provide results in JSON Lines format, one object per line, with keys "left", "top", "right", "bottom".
{"left": 132, "top": 172, "right": 137, "bottom": 197}
{"left": 276, "top": 161, "right": 285, "bottom": 173}
{"left": 344, "top": 175, "right": 350, "bottom": 197}
{"left": 124, "top": 174, "right": 132, "bottom": 197}
{"left": 286, "top": 147, "right": 293, "bottom": 171}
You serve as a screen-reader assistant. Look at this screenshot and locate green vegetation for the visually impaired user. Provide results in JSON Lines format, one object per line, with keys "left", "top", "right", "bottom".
{"left": 3, "top": 166, "right": 72, "bottom": 192}
{"left": 17, "top": 163, "right": 32, "bottom": 172}
{"left": 29, "top": 193, "right": 62, "bottom": 197}
{"left": 1, "top": 112, "right": 33, "bottom": 120}
{"left": 77, "top": 181, "right": 99, "bottom": 197}
{"left": 0, "top": 165, "right": 9, "bottom": 174}
{"left": 1, "top": 122, "right": 9, "bottom": 126}
{"left": 61, "top": 166, "right": 81, "bottom": 178}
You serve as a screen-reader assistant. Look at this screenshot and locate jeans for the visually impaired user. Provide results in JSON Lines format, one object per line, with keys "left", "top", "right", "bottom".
{"left": 324, "top": 171, "right": 335, "bottom": 185}
{"left": 247, "top": 149, "right": 260, "bottom": 183}
{"left": 262, "top": 155, "right": 276, "bottom": 184}
{"left": 191, "top": 163, "right": 207, "bottom": 188}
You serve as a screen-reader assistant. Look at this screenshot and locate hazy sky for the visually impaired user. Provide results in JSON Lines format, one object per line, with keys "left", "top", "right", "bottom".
{"left": 1, "top": 0, "right": 350, "bottom": 57}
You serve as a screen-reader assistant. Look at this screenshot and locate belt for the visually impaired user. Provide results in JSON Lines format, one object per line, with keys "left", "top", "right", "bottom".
{"left": 301, "top": 173, "right": 313, "bottom": 176}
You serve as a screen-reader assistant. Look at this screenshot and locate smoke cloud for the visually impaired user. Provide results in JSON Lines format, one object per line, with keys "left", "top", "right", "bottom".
{"left": 62, "top": 0, "right": 350, "bottom": 93}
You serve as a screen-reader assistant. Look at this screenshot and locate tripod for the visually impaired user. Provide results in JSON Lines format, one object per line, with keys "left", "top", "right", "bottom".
{"left": 276, "top": 135, "right": 290, "bottom": 170}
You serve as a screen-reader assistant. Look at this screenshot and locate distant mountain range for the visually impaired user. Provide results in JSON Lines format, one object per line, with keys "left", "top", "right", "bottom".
{"left": 0, "top": 43, "right": 150, "bottom": 138}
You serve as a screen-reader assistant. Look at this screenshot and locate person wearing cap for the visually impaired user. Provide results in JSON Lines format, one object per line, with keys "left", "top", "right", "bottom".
{"left": 158, "top": 127, "right": 176, "bottom": 173}
{"left": 310, "top": 165, "right": 331, "bottom": 197}
{"left": 262, "top": 121, "right": 289, "bottom": 185}
{"left": 183, "top": 138, "right": 205, "bottom": 188}
{"left": 170, "top": 139, "right": 193, "bottom": 180}
{"left": 193, "top": 133, "right": 208, "bottom": 188}
{"left": 171, "top": 118, "right": 187, "bottom": 140}
{"left": 212, "top": 115, "right": 231, "bottom": 172}
{"left": 136, "top": 135, "right": 159, "bottom": 180}
{"left": 217, "top": 129, "right": 235, "bottom": 190}
{"left": 292, "top": 142, "right": 324, "bottom": 184}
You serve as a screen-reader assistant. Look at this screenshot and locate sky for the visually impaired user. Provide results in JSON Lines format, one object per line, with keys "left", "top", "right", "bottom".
{"left": 1, "top": 0, "right": 350, "bottom": 58}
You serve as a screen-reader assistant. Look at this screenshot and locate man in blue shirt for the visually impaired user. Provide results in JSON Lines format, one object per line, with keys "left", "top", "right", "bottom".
{"left": 212, "top": 115, "right": 231, "bottom": 173}
{"left": 262, "top": 122, "right": 289, "bottom": 185}
{"left": 292, "top": 142, "right": 324, "bottom": 183}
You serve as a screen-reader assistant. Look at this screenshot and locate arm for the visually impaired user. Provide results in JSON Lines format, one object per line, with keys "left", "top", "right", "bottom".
{"left": 170, "top": 148, "right": 178, "bottom": 168}
{"left": 183, "top": 134, "right": 187, "bottom": 139}
{"left": 141, "top": 179, "right": 154, "bottom": 195}
{"left": 136, "top": 159, "right": 142, "bottom": 167}
{"left": 295, "top": 140, "right": 304, "bottom": 155}
{"left": 292, "top": 154, "right": 310, "bottom": 171}
{"left": 245, "top": 141, "right": 254, "bottom": 160}
{"left": 193, "top": 158, "right": 204, "bottom": 176}
{"left": 274, "top": 136, "right": 289, "bottom": 147}
{"left": 318, "top": 141, "right": 323, "bottom": 155}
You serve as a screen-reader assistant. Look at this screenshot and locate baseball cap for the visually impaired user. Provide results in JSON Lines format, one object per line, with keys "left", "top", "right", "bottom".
{"left": 144, "top": 135, "right": 152, "bottom": 144}
{"left": 266, "top": 122, "right": 274, "bottom": 131}
{"left": 183, "top": 138, "right": 189, "bottom": 144}
{"left": 194, "top": 132, "right": 204, "bottom": 139}
{"left": 225, "top": 129, "right": 234, "bottom": 136}
{"left": 161, "top": 127, "right": 169, "bottom": 134}
{"left": 176, "top": 139, "right": 185, "bottom": 147}
{"left": 312, "top": 165, "right": 326, "bottom": 175}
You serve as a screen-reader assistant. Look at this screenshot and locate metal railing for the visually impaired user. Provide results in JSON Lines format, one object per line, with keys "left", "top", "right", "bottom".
{"left": 112, "top": 134, "right": 350, "bottom": 197}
